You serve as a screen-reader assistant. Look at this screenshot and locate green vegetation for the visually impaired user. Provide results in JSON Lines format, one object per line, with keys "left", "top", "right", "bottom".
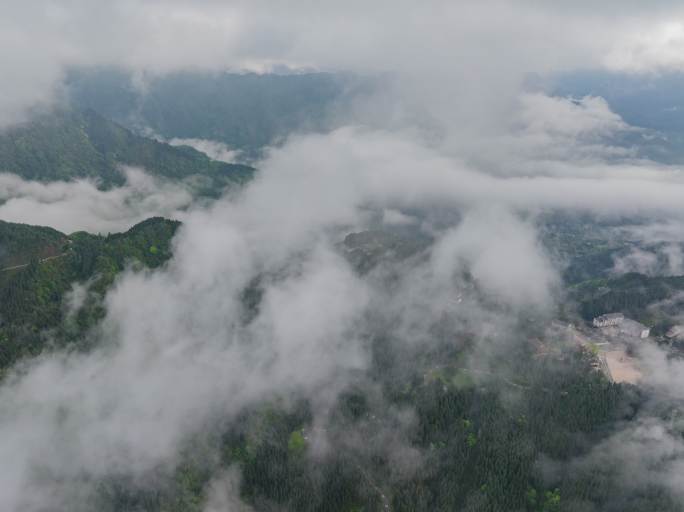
{"left": 540, "top": 212, "right": 684, "bottom": 334}
{"left": 287, "top": 430, "right": 306, "bottom": 456}
{"left": 77, "top": 305, "right": 649, "bottom": 512}
{"left": 3, "top": 210, "right": 684, "bottom": 511}
{"left": 0, "top": 220, "right": 66, "bottom": 268}
{"left": 66, "top": 68, "right": 364, "bottom": 157}
{"left": 0, "top": 217, "right": 180, "bottom": 369}
{"left": 587, "top": 342, "right": 600, "bottom": 357}
{"left": 0, "top": 108, "right": 253, "bottom": 192}
{"left": 571, "top": 272, "right": 684, "bottom": 330}
{"left": 537, "top": 212, "right": 635, "bottom": 284}
{"left": 129, "top": 342, "right": 645, "bottom": 512}
{"left": 342, "top": 228, "right": 431, "bottom": 274}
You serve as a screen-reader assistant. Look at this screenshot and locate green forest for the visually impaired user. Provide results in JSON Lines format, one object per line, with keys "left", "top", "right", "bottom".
{"left": 91, "top": 322, "right": 663, "bottom": 512}
{"left": 0, "top": 108, "right": 253, "bottom": 192}
{"left": 1, "top": 216, "right": 682, "bottom": 511}
{"left": 65, "top": 68, "right": 363, "bottom": 158}
{"left": 0, "top": 217, "right": 179, "bottom": 370}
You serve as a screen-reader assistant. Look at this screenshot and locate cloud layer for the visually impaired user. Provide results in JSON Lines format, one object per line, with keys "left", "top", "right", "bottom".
{"left": 2, "top": 1, "right": 684, "bottom": 127}
{"left": 0, "top": 168, "right": 193, "bottom": 234}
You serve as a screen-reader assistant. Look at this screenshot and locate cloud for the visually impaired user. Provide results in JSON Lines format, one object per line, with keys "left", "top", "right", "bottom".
{"left": 612, "top": 247, "right": 661, "bottom": 275}
{"left": 381, "top": 208, "right": 417, "bottom": 226}
{"left": 620, "top": 220, "right": 684, "bottom": 244}
{"left": 0, "top": 167, "right": 193, "bottom": 233}
{"left": 560, "top": 341, "right": 684, "bottom": 503}
{"left": 612, "top": 244, "right": 684, "bottom": 276}
{"left": 605, "top": 21, "right": 684, "bottom": 73}
{"left": 1, "top": 1, "right": 684, "bottom": 128}
{"left": 166, "top": 138, "right": 242, "bottom": 164}
{"left": 0, "top": 238, "right": 370, "bottom": 509}
{"left": 203, "top": 468, "right": 255, "bottom": 512}
{"left": 0, "top": 160, "right": 379, "bottom": 509}
{"left": 566, "top": 416, "right": 684, "bottom": 500}
{"left": 2, "top": 102, "right": 683, "bottom": 510}
{"left": 431, "top": 207, "right": 557, "bottom": 308}
{"left": 0, "top": 111, "right": 576, "bottom": 510}
{"left": 517, "top": 94, "right": 631, "bottom": 139}
{"left": 246, "top": 125, "right": 684, "bottom": 219}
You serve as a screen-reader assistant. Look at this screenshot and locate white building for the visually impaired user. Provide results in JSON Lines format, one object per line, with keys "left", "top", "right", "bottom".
{"left": 619, "top": 318, "right": 650, "bottom": 339}
{"left": 666, "top": 325, "right": 684, "bottom": 340}
{"left": 593, "top": 313, "right": 624, "bottom": 328}
{"left": 592, "top": 314, "right": 651, "bottom": 339}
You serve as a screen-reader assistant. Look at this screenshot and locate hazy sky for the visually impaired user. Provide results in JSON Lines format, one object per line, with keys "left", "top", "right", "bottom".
{"left": 3, "top": 1, "right": 684, "bottom": 126}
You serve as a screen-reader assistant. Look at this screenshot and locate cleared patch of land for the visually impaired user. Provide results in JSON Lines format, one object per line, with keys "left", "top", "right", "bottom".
{"left": 603, "top": 350, "right": 641, "bottom": 384}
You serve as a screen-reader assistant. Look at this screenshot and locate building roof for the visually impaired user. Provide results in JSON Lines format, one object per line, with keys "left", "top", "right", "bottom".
{"left": 666, "top": 325, "right": 684, "bottom": 338}
{"left": 595, "top": 313, "right": 624, "bottom": 321}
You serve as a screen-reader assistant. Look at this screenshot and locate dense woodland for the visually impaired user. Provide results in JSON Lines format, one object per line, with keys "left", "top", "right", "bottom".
{"left": 569, "top": 273, "right": 684, "bottom": 334}
{"left": 92, "top": 326, "right": 663, "bottom": 512}
{"left": 0, "top": 100, "right": 683, "bottom": 510}
{"left": 1, "top": 215, "right": 683, "bottom": 511}
{"left": 0, "top": 217, "right": 179, "bottom": 370}
{"left": 0, "top": 220, "right": 66, "bottom": 268}
{"left": 65, "top": 68, "right": 366, "bottom": 158}
{"left": 0, "top": 108, "right": 253, "bottom": 192}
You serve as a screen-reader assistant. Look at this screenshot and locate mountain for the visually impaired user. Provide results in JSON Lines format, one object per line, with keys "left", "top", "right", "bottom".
{"left": 65, "top": 68, "right": 367, "bottom": 157}
{"left": 0, "top": 108, "right": 254, "bottom": 191}
{"left": 0, "top": 216, "right": 675, "bottom": 512}
{"left": 0, "top": 217, "right": 179, "bottom": 370}
{"left": 0, "top": 220, "right": 66, "bottom": 268}
{"left": 550, "top": 70, "right": 684, "bottom": 164}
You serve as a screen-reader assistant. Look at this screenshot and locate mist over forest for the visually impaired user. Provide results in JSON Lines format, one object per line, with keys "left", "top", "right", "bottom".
{"left": 3, "top": 2, "right": 684, "bottom": 511}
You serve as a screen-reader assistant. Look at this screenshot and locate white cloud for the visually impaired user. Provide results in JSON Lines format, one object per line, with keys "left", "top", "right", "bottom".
{"left": 517, "top": 94, "right": 631, "bottom": 140}
{"left": 0, "top": 234, "right": 370, "bottom": 509}
{"left": 612, "top": 244, "right": 684, "bottom": 276}
{"left": 432, "top": 207, "right": 558, "bottom": 307}
{"left": 3, "top": 112, "right": 684, "bottom": 510}
{"left": 612, "top": 247, "right": 661, "bottom": 275}
{"left": 0, "top": 168, "right": 193, "bottom": 233}
{"left": 0, "top": 1, "right": 682, "bottom": 128}
{"left": 203, "top": 468, "right": 254, "bottom": 512}
{"left": 605, "top": 21, "right": 684, "bottom": 72}
{"left": 248, "top": 126, "right": 684, "bottom": 217}
{"left": 381, "top": 208, "right": 416, "bottom": 226}
{"left": 166, "top": 138, "right": 242, "bottom": 164}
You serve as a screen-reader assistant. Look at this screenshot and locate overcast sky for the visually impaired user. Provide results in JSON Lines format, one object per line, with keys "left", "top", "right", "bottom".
{"left": 4, "top": 0, "right": 684, "bottom": 127}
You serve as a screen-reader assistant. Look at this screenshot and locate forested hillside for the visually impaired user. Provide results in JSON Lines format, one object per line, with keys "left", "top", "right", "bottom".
{"left": 0, "top": 220, "right": 681, "bottom": 512}
{"left": 0, "top": 217, "right": 179, "bottom": 369}
{"left": 0, "top": 108, "right": 253, "bottom": 190}
{"left": 93, "top": 319, "right": 655, "bottom": 512}
{"left": 65, "top": 68, "right": 365, "bottom": 157}
{"left": 569, "top": 272, "right": 684, "bottom": 334}
{"left": 0, "top": 220, "right": 66, "bottom": 268}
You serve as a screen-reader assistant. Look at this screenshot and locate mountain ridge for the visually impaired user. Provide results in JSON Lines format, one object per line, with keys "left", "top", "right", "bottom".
{"left": 0, "top": 107, "right": 254, "bottom": 191}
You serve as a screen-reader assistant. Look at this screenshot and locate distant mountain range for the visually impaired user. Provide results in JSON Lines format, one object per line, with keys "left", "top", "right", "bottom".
{"left": 65, "top": 68, "right": 367, "bottom": 158}
{"left": 0, "top": 107, "right": 253, "bottom": 191}
{"left": 0, "top": 69, "right": 370, "bottom": 190}
{"left": 549, "top": 70, "right": 684, "bottom": 163}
